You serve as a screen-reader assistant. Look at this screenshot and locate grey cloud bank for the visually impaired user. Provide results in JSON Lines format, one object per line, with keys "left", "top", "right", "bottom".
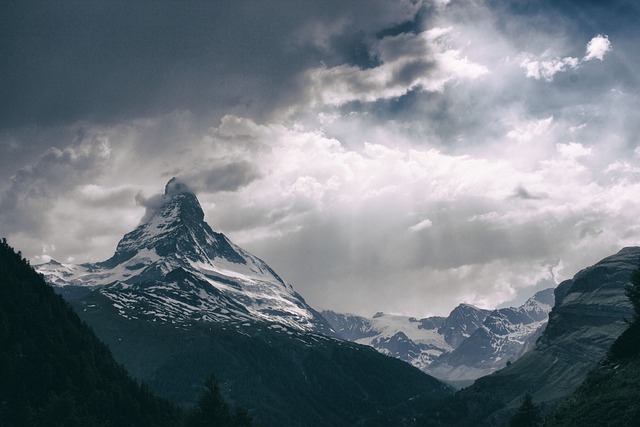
{"left": 2, "top": 0, "right": 640, "bottom": 317}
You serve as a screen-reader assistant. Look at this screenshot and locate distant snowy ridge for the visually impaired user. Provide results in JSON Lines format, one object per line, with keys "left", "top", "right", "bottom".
{"left": 37, "top": 178, "right": 334, "bottom": 334}
{"left": 323, "top": 288, "right": 554, "bottom": 382}
{"left": 322, "top": 310, "right": 454, "bottom": 370}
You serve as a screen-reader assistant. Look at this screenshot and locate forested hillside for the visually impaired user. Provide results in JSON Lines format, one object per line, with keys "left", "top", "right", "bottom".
{"left": 0, "top": 238, "right": 181, "bottom": 426}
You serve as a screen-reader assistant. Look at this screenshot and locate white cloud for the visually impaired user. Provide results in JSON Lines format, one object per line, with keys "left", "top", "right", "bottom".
{"left": 170, "top": 115, "right": 640, "bottom": 314}
{"left": 7, "top": 96, "right": 640, "bottom": 318}
{"left": 517, "top": 54, "right": 579, "bottom": 81}
{"left": 506, "top": 116, "right": 555, "bottom": 143}
{"left": 409, "top": 218, "right": 433, "bottom": 232}
{"left": 584, "top": 35, "right": 611, "bottom": 61}
{"left": 556, "top": 142, "right": 592, "bottom": 159}
{"left": 10, "top": 101, "right": 640, "bottom": 316}
{"left": 4, "top": 1, "right": 639, "bottom": 318}
{"left": 517, "top": 34, "right": 612, "bottom": 81}
{"left": 569, "top": 123, "right": 587, "bottom": 133}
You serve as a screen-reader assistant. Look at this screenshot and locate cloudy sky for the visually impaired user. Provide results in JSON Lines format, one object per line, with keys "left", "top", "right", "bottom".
{"left": 2, "top": 0, "right": 640, "bottom": 317}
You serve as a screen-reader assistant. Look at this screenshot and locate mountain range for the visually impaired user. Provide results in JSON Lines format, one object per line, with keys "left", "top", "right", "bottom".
{"left": 39, "top": 178, "right": 554, "bottom": 391}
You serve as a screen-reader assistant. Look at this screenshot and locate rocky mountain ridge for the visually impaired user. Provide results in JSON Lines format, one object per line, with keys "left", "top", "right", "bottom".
{"left": 427, "top": 288, "right": 554, "bottom": 382}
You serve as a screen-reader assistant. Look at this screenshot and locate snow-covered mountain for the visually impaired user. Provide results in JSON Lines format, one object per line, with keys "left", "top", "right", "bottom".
{"left": 37, "top": 178, "right": 333, "bottom": 334}
{"left": 426, "top": 288, "right": 554, "bottom": 381}
{"left": 324, "top": 289, "right": 554, "bottom": 382}
{"left": 438, "top": 303, "right": 492, "bottom": 348}
{"left": 323, "top": 304, "right": 491, "bottom": 372}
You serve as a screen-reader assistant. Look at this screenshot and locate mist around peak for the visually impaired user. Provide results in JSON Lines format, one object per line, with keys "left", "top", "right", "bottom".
{"left": 135, "top": 177, "right": 195, "bottom": 224}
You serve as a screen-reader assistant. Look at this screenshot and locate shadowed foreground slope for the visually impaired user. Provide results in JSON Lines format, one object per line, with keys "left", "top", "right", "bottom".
{"left": 0, "top": 238, "right": 181, "bottom": 426}
{"left": 546, "top": 262, "right": 640, "bottom": 426}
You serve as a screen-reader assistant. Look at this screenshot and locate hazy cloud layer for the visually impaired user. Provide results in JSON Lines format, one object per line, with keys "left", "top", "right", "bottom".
{"left": 2, "top": 0, "right": 640, "bottom": 316}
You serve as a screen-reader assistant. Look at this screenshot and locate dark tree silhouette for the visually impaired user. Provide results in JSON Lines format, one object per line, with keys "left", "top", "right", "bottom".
{"left": 0, "top": 238, "right": 182, "bottom": 426}
{"left": 625, "top": 262, "right": 640, "bottom": 321}
{"left": 185, "top": 375, "right": 252, "bottom": 427}
{"left": 509, "top": 393, "right": 542, "bottom": 427}
{"left": 610, "top": 261, "right": 640, "bottom": 359}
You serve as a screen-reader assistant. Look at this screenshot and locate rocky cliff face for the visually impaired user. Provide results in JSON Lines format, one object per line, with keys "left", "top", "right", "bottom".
{"left": 518, "top": 247, "right": 638, "bottom": 402}
{"left": 422, "top": 247, "right": 639, "bottom": 426}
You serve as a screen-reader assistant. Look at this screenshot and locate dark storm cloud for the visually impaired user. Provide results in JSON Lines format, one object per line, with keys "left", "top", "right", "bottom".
{"left": 322, "top": 0, "right": 639, "bottom": 153}
{"left": 0, "top": 126, "right": 94, "bottom": 182}
{"left": 74, "top": 186, "right": 137, "bottom": 208}
{"left": 0, "top": 0, "right": 422, "bottom": 131}
{"left": 160, "top": 160, "right": 263, "bottom": 194}
{"left": 1, "top": 0, "right": 287, "bottom": 127}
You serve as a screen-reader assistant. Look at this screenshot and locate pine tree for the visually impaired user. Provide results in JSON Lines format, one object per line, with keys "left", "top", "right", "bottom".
{"left": 625, "top": 263, "right": 640, "bottom": 321}
{"left": 509, "top": 393, "right": 542, "bottom": 427}
{"left": 610, "top": 261, "right": 640, "bottom": 358}
{"left": 184, "top": 375, "right": 252, "bottom": 427}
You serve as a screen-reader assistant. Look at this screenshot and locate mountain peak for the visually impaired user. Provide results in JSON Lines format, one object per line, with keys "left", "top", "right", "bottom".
{"left": 102, "top": 180, "right": 226, "bottom": 269}
{"left": 164, "top": 177, "right": 194, "bottom": 197}
{"left": 157, "top": 177, "right": 203, "bottom": 223}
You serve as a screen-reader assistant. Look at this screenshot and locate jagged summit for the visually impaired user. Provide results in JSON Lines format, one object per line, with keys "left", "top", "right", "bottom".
{"left": 100, "top": 178, "right": 251, "bottom": 276}
{"left": 438, "top": 303, "right": 491, "bottom": 348}
{"left": 157, "top": 178, "right": 205, "bottom": 223}
{"left": 37, "top": 179, "right": 332, "bottom": 333}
